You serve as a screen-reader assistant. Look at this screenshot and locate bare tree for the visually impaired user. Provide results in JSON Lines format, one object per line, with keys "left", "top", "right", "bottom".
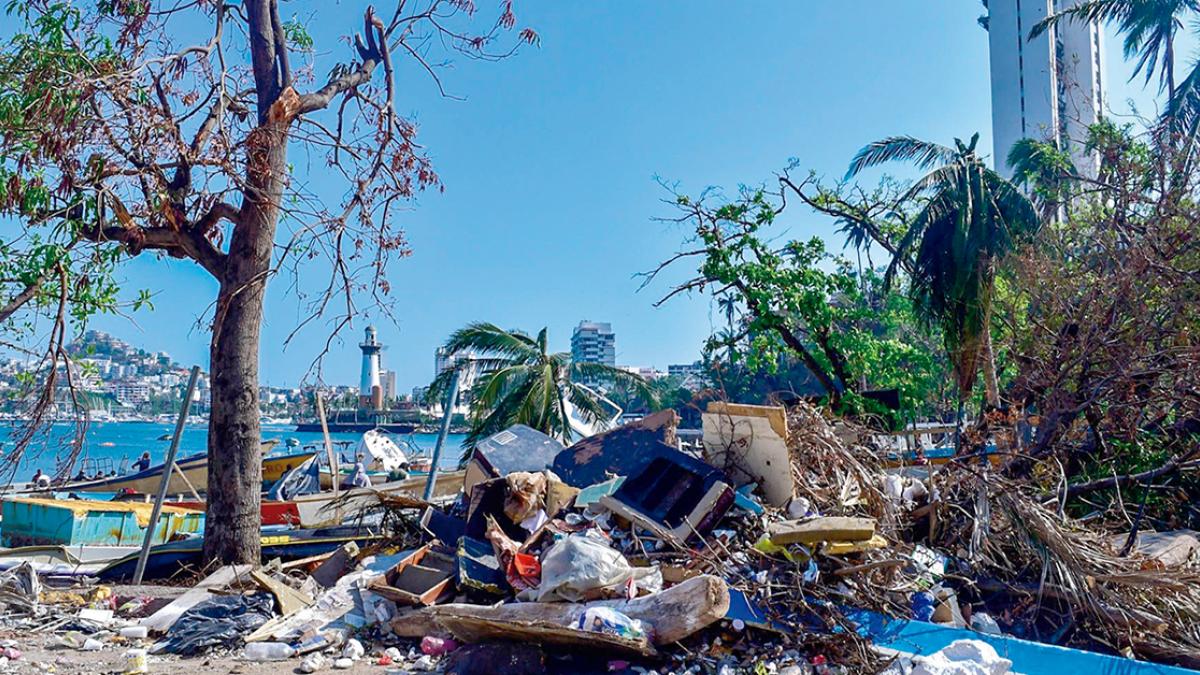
{"left": 0, "top": 0, "right": 535, "bottom": 563}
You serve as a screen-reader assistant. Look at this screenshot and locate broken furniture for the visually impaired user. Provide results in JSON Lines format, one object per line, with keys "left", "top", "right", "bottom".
{"left": 597, "top": 442, "right": 734, "bottom": 544}
{"left": 701, "top": 402, "right": 795, "bottom": 507}
{"left": 369, "top": 544, "right": 456, "bottom": 606}
{"left": 552, "top": 410, "right": 679, "bottom": 488}
{"left": 463, "top": 425, "right": 564, "bottom": 495}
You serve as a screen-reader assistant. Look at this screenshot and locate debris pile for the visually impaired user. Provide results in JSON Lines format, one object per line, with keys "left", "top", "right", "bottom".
{"left": 1, "top": 402, "right": 1199, "bottom": 674}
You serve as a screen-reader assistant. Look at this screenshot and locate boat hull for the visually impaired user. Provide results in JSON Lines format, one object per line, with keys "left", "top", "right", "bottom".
{"left": 262, "top": 451, "right": 317, "bottom": 483}
{"left": 173, "top": 500, "right": 300, "bottom": 527}
{"left": 96, "top": 526, "right": 385, "bottom": 581}
{"left": 295, "top": 470, "right": 465, "bottom": 528}
{"left": 0, "top": 497, "right": 204, "bottom": 547}
{"left": 294, "top": 422, "right": 416, "bottom": 433}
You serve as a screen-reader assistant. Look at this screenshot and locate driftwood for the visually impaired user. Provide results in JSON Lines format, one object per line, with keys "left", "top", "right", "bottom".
{"left": 435, "top": 614, "right": 657, "bottom": 657}
{"left": 766, "top": 517, "right": 876, "bottom": 546}
{"left": 390, "top": 574, "right": 730, "bottom": 645}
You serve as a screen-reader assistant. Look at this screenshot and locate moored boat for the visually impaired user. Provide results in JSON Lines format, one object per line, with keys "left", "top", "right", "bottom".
{"left": 0, "top": 496, "right": 204, "bottom": 547}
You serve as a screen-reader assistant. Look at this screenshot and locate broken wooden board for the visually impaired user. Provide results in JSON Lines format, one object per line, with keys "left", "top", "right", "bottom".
{"left": 435, "top": 614, "right": 657, "bottom": 658}
{"left": 391, "top": 573, "right": 730, "bottom": 646}
{"left": 702, "top": 402, "right": 794, "bottom": 507}
{"left": 825, "top": 534, "right": 889, "bottom": 555}
{"left": 140, "top": 564, "right": 254, "bottom": 632}
{"left": 767, "top": 517, "right": 876, "bottom": 546}
{"left": 250, "top": 568, "right": 314, "bottom": 616}
{"left": 552, "top": 410, "right": 679, "bottom": 488}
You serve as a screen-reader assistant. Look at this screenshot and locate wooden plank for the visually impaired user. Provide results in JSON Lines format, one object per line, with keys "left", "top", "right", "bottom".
{"left": 766, "top": 516, "right": 876, "bottom": 546}
{"left": 250, "top": 568, "right": 314, "bottom": 616}
{"left": 140, "top": 564, "right": 254, "bottom": 632}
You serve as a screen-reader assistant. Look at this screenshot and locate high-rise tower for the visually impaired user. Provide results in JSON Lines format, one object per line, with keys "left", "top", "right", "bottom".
{"left": 986, "top": 0, "right": 1105, "bottom": 178}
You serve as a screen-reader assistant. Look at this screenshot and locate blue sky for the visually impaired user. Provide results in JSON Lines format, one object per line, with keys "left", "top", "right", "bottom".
{"left": 74, "top": 1, "right": 1170, "bottom": 392}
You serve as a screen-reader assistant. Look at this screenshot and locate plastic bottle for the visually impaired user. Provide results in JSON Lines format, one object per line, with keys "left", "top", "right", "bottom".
{"left": 119, "top": 626, "right": 149, "bottom": 639}
{"left": 243, "top": 642, "right": 296, "bottom": 661}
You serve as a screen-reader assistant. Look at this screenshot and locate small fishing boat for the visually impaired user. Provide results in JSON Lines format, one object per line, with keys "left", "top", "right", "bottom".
{"left": 0, "top": 497, "right": 204, "bottom": 547}
{"left": 172, "top": 499, "right": 301, "bottom": 527}
{"left": 0, "top": 544, "right": 141, "bottom": 578}
{"left": 317, "top": 429, "right": 412, "bottom": 489}
{"left": 52, "top": 440, "right": 298, "bottom": 495}
{"left": 95, "top": 524, "right": 385, "bottom": 581}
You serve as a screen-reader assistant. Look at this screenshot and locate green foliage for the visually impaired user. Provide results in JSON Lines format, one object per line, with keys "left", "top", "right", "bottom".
{"left": 666, "top": 180, "right": 951, "bottom": 420}
{"left": 429, "top": 322, "right": 655, "bottom": 459}
{"left": 282, "top": 17, "right": 314, "bottom": 52}
{"left": 847, "top": 133, "right": 1040, "bottom": 399}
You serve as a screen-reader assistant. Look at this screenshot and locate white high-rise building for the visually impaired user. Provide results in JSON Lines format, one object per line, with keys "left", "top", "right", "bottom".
{"left": 986, "top": 0, "right": 1105, "bottom": 178}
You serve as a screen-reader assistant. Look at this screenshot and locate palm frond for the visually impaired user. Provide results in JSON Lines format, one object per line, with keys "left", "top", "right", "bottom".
{"left": 1166, "top": 58, "right": 1200, "bottom": 139}
{"left": 1028, "top": 0, "right": 1133, "bottom": 41}
{"left": 845, "top": 136, "right": 958, "bottom": 180}
{"left": 443, "top": 322, "right": 537, "bottom": 361}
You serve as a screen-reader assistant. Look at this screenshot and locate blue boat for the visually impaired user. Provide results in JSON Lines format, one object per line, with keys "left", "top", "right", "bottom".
{"left": 0, "top": 497, "right": 204, "bottom": 547}
{"left": 96, "top": 524, "right": 384, "bottom": 581}
{"left": 848, "top": 609, "right": 1200, "bottom": 675}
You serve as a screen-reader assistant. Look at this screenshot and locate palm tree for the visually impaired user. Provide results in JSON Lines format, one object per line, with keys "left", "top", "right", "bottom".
{"left": 428, "top": 322, "right": 655, "bottom": 458}
{"left": 1029, "top": 0, "right": 1195, "bottom": 97}
{"left": 1006, "top": 138, "right": 1078, "bottom": 220}
{"left": 845, "top": 134, "right": 1040, "bottom": 413}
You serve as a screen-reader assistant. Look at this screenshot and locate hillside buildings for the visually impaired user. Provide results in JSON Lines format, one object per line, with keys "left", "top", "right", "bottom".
{"left": 985, "top": 0, "right": 1106, "bottom": 178}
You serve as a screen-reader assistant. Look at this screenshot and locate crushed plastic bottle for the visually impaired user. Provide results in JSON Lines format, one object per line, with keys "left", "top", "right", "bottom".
{"left": 243, "top": 642, "right": 295, "bottom": 661}
{"left": 575, "top": 607, "right": 648, "bottom": 641}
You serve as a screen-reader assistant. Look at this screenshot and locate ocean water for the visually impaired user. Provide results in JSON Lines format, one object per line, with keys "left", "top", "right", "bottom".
{"left": 0, "top": 421, "right": 468, "bottom": 482}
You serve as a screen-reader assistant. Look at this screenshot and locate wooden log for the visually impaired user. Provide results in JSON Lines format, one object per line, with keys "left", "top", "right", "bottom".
{"left": 766, "top": 516, "right": 876, "bottom": 546}
{"left": 436, "top": 614, "right": 657, "bottom": 657}
{"left": 390, "top": 573, "right": 730, "bottom": 645}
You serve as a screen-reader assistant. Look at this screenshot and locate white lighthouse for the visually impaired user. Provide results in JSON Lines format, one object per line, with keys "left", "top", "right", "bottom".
{"left": 359, "top": 325, "right": 384, "bottom": 410}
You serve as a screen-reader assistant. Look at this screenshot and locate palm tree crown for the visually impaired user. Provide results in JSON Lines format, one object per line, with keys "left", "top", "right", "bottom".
{"left": 428, "top": 322, "right": 654, "bottom": 456}
{"left": 1029, "top": 0, "right": 1196, "bottom": 95}
{"left": 846, "top": 134, "right": 1040, "bottom": 399}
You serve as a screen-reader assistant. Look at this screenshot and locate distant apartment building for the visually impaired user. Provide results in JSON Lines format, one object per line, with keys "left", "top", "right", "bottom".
{"left": 668, "top": 361, "right": 707, "bottom": 391}
{"left": 620, "top": 366, "right": 664, "bottom": 381}
{"left": 985, "top": 0, "right": 1105, "bottom": 178}
{"left": 108, "top": 381, "right": 150, "bottom": 406}
{"left": 381, "top": 369, "right": 398, "bottom": 400}
{"left": 571, "top": 321, "right": 615, "bottom": 367}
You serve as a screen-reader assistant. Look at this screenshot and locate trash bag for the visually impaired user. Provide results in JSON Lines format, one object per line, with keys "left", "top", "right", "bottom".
{"left": 536, "top": 533, "right": 661, "bottom": 602}
{"left": 155, "top": 593, "right": 275, "bottom": 656}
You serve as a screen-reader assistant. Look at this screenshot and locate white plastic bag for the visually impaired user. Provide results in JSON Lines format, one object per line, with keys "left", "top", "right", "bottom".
{"left": 536, "top": 534, "right": 659, "bottom": 602}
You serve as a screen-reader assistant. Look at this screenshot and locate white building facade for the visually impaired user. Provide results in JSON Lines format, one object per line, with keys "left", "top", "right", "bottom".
{"left": 987, "top": 0, "right": 1105, "bottom": 178}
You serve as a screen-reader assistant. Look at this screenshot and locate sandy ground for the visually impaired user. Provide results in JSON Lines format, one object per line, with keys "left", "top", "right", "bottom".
{"left": 0, "top": 632, "right": 404, "bottom": 675}
{"left": 0, "top": 585, "right": 418, "bottom": 675}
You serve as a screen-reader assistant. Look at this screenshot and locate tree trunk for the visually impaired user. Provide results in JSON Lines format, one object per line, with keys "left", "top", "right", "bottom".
{"left": 980, "top": 324, "right": 1000, "bottom": 408}
{"left": 202, "top": 120, "right": 289, "bottom": 564}
{"left": 201, "top": 0, "right": 292, "bottom": 566}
